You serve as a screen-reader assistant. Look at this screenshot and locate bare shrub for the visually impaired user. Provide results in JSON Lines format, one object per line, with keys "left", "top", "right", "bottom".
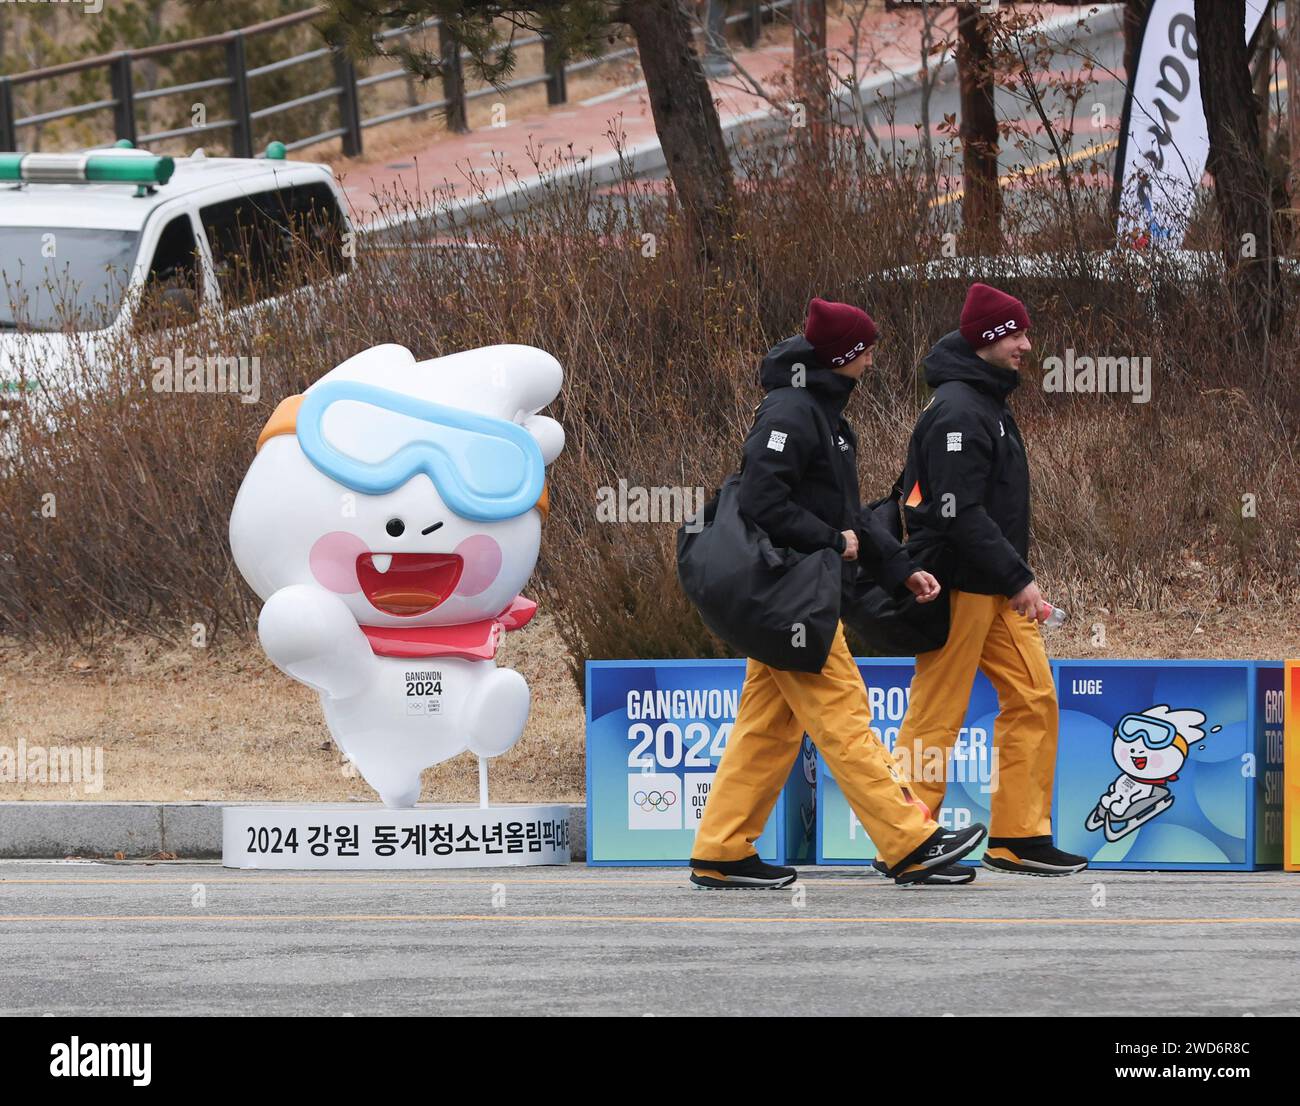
{"left": 1, "top": 130, "right": 1296, "bottom": 682}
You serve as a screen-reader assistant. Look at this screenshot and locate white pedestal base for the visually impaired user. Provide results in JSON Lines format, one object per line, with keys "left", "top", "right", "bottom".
{"left": 222, "top": 803, "right": 572, "bottom": 869}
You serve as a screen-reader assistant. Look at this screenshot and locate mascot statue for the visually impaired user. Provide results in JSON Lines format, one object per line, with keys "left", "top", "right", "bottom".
{"left": 229, "top": 343, "right": 564, "bottom": 808}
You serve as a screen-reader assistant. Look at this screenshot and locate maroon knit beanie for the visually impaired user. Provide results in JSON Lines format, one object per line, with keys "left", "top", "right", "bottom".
{"left": 959, "top": 283, "right": 1030, "bottom": 349}
{"left": 804, "top": 297, "right": 878, "bottom": 368}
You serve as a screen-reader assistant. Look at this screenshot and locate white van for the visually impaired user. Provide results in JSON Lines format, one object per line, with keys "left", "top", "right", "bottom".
{"left": 0, "top": 143, "right": 352, "bottom": 421}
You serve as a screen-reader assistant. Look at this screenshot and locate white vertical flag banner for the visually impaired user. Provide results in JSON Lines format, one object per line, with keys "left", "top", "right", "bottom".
{"left": 1115, "top": 0, "right": 1271, "bottom": 246}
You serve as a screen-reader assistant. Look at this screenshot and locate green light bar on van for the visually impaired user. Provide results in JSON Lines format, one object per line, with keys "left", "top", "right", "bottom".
{"left": 0, "top": 152, "right": 174, "bottom": 186}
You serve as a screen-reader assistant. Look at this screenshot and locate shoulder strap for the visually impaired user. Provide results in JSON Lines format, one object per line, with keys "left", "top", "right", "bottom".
{"left": 884, "top": 466, "right": 909, "bottom": 543}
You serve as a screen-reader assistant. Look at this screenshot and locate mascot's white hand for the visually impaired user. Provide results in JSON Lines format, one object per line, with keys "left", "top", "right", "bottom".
{"left": 258, "top": 585, "right": 371, "bottom": 699}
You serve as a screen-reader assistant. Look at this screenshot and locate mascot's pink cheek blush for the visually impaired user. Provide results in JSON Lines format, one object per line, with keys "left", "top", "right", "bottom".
{"left": 453, "top": 534, "right": 503, "bottom": 597}
{"left": 309, "top": 531, "right": 368, "bottom": 593}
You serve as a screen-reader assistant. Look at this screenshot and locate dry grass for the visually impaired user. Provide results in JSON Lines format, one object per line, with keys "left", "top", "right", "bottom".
{"left": 2, "top": 90, "right": 1298, "bottom": 698}
{"left": 0, "top": 614, "right": 585, "bottom": 803}
{"left": 1, "top": 599, "right": 1293, "bottom": 802}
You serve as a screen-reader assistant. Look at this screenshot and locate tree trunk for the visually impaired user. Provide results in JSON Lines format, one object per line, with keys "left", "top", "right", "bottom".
{"left": 1287, "top": 0, "right": 1300, "bottom": 221}
{"left": 792, "top": 0, "right": 829, "bottom": 161}
{"left": 1195, "top": 0, "right": 1282, "bottom": 344}
{"left": 957, "top": 4, "right": 1000, "bottom": 253}
{"left": 620, "top": 0, "right": 738, "bottom": 264}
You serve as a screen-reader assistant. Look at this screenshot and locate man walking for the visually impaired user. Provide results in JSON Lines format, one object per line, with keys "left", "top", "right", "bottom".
{"left": 893, "top": 283, "right": 1086, "bottom": 876}
{"left": 688, "top": 298, "right": 987, "bottom": 888}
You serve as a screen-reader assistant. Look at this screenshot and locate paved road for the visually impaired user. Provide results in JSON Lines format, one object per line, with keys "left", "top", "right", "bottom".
{"left": 2, "top": 860, "right": 1297, "bottom": 1017}
{"left": 858, "top": 5, "right": 1126, "bottom": 180}
{"left": 362, "top": 6, "right": 1130, "bottom": 237}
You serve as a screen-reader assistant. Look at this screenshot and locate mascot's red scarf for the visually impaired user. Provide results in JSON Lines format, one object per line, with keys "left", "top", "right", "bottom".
{"left": 360, "top": 596, "right": 536, "bottom": 660}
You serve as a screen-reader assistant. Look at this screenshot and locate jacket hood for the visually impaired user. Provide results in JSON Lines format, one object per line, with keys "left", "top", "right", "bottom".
{"left": 923, "top": 329, "right": 1020, "bottom": 400}
{"left": 759, "top": 334, "right": 856, "bottom": 411}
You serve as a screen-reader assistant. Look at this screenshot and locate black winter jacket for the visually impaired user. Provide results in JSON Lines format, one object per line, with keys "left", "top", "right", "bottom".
{"left": 900, "top": 330, "right": 1035, "bottom": 597}
{"left": 737, "top": 335, "right": 916, "bottom": 592}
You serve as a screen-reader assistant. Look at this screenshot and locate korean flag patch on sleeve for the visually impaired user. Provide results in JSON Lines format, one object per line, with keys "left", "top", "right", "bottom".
{"left": 946, "top": 431, "right": 963, "bottom": 452}
{"left": 767, "top": 430, "right": 788, "bottom": 452}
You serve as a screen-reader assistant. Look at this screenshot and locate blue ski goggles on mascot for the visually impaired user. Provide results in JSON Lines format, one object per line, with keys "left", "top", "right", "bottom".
{"left": 293, "top": 380, "right": 545, "bottom": 522}
{"left": 1113, "top": 713, "right": 1179, "bottom": 750}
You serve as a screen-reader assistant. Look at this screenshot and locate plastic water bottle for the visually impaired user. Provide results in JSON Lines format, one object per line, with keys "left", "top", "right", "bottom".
{"left": 1041, "top": 603, "right": 1068, "bottom": 628}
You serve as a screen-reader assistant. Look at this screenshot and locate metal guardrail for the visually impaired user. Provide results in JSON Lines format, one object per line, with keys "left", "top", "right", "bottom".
{"left": 0, "top": 1, "right": 794, "bottom": 159}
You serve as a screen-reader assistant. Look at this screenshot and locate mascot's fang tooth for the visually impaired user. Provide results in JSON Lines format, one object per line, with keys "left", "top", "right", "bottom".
{"left": 371, "top": 554, "right": 393, "bottom": 573}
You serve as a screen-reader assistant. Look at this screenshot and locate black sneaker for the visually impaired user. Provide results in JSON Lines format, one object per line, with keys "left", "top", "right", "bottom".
{"left": 872, "top": 858, "right": 976, "bottom": 885}
{"left": 689, "top": 854, "right": 797, "bottom": 889}
{"left": 982, "top": 838, "right": 1088, "bottom": 876}
{"left": 893, "top": 824, "right": 987, "bottom": 885}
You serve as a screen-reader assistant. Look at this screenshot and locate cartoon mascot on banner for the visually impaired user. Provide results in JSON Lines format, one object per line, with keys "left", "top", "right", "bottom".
{"left": 229, "top": 344, "right": 564, "bottom": 808}
{"left": 1085, "top": 704, "right": 1210, "bottom": 842}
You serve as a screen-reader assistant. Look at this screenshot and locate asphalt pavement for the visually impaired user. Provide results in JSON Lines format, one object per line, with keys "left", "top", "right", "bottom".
{"left": 2, "top": 860, "right": 1296, "bottom": 1017}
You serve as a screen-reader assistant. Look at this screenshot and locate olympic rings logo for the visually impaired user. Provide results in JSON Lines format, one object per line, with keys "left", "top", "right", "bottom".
{"left": 633, "top": 789, "right": 677, "bottom": 813}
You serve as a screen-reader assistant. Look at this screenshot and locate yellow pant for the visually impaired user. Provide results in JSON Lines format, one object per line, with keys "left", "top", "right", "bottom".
{"left": 691, "top": 623, "right": 936, "bottom": 869}
{"left": 896, "top": 589, "right": 1058, "bottom": 841}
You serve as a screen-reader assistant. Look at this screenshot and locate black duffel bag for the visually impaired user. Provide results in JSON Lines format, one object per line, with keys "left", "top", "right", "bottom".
{"left": 840, "top": 477, "right": 951, "bottom": 656}
{"left": 676, "top": 473, "right": 842, "bottom": 673}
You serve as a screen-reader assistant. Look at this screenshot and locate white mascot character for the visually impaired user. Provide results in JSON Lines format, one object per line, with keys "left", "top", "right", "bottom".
{"left": 229, "top": 344, "right": 563, "bottom": 808}
{"left": 1084, "top": 704, "right": 1206, "bottom": 842}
